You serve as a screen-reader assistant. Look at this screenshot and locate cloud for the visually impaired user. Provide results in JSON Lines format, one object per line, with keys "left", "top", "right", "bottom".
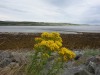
{"left": 0, "top": 0, "right": 63, "bottom": 21}
{"left": 0, "top": 0, "right": 100, "bottom": 25}
{"left": 0, "top": 13, "right": 12, "bottom": 21}
{"left": 60, "top": 0, "right": 100, "bottom": 24}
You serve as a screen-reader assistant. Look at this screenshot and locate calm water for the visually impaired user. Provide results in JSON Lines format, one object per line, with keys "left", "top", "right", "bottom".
{"left": 0, "top": 26, "right": 100, "bottom": 33}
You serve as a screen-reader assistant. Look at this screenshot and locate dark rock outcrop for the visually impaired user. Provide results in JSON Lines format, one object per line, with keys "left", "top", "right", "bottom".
{"left": 74, "top": 55, "right": 100, "bottom": 75}
{"left": 85, "top": 55, "right": 100, "bottom": 75}
{"left": 0, "top": 50, "right": 28, "bottom": 68}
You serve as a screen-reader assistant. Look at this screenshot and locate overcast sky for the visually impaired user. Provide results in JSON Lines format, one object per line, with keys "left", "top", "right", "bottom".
{"left": 0, "top": 0, "right": 100, "bottom": 25}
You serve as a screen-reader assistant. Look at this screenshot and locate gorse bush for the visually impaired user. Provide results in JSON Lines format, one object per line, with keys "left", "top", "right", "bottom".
{"left": 27, "top": 32, "right": 76, "bottom": 75}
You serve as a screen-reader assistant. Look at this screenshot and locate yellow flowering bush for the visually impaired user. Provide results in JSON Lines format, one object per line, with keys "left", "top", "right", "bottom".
{"left": 27, "top": 32, "right": 76, "bottom": 75}
{"left": 34, "top": 32, "right": 75, "bottom": 61}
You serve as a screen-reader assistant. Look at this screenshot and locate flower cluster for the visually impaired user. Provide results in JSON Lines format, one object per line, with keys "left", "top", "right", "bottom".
{"left": 34, "top": 32, "right": 76, "bottom": 61}
{"left": 41, "top": 32, "right": 62, "bottom": 42}
{"left": 34, "top": 40, "right": 60, "bottom": 51}
{"left": 34, "top": 32, "right": 62, "bottom": 52}
{"left": 59, "top": 47, "right": 76, "bottom": 61}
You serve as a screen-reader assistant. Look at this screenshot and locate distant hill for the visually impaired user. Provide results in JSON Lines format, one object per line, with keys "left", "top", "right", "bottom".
{"left": 0, "top": 21, "right": 81, "bottom": 26}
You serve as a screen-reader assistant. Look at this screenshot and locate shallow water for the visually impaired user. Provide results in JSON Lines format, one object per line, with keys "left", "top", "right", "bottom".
{"left": 0, "top": 26, "right": 100, "bottom": 33}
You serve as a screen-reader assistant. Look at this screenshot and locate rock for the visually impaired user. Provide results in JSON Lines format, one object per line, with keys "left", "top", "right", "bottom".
{"left": 85, "top": 56, "right": 95, "bottom": 65}
{"left": 74, "top": 54, "right": 82, "bottom": 60}
{"left": 85, "top": 55, "right": 100, "bottom": 75}
{"left": 74, "top": 51, "right": 84, "bottom": 56}
{"left": 86, "top": 55, "right": 100, "bottom": 65}
{"left": 60, "top": 65, "right": 85, "bottom": 75}
{"left": 0, "top": 51, "right": 12, "bottom": 61}
{"left": 74, "top": 70, "right": 92, "bottom": 75}
{"left": 11, "top": 53, "right": 27, "bottom": 65}
{"left": 87, "top": 61, "right": 96, "bottom": 74}
{"left": 74, "top": 51, "right": 84, "bottom": 61}
{"left": 62, "top": 55, "right": 100, "bottom": 75}
{"left": 0, "top": 58, "right": 12, "bottom": 68}
{"left": 0, "top": 50, "right": 2, "bottom": 54}
{"left": 8, "top": 62, "right": 19, "bottom": 69}
{"left": 95, "top": 65, "right": 100, "bottom": 75}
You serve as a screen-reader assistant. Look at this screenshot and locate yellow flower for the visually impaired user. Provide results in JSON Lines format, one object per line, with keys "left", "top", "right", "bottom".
{"left": 55, "top": 41, "right": 62, "bottom": 47}
{"left": 51, "top": 32, "right": 60, "bottom": 37}
{"left": 35, "top": 37, "right": 42, "bottom": 42}
{"left": 59, "top": 47, "right": 67, "bottom": 55}
{"left": 59, "top": 47, "right": 76, "bottom": 61}
{"left": 49, "top": 43, "right": 59, "bottom": 51}
{"left": 56, "top": 37, "right": 62, "bottom": 43}
{"left": 41, "top": 32, "right": 52, "bottom": 38}
{"left": 43, "top": 53, "right": 50, "bottom": 58}
{"left": 41, "top": 32, "right": 48, "bottom": 37}
{"left": 47, "top": 40, "right": 54, "bottom": 44}
{"left": 63, "top": 55, "right": 68, "bottom": 61}
{"left": 40, "top": 40, "right": 47, "bottom": 45}
{"left": 34, "top": 44, "right": 39, "bottom": 49}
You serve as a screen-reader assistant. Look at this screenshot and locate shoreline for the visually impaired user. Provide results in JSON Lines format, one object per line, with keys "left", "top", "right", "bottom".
{"left": 0, "top": 32, "right": 100, "bottom": 50}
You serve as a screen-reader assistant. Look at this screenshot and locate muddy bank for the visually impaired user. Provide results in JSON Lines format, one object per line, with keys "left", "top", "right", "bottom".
{"left": 0, "top": 32, "right": 100, "bottom": 50}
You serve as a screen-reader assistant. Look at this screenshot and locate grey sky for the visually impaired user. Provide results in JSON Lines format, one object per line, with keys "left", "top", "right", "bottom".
{"left": 0, "top": 0, "right": 100, "bottom": 25}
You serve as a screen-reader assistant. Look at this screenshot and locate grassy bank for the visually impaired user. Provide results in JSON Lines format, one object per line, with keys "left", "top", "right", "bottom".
{"left": 0, "top": 21, "right": 81, "bottom": 26}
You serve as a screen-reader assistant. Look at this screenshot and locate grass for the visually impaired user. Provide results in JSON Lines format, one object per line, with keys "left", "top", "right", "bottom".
{"left": 0, "top": 64, "right": 27, "bottom": 75}
{"left": 83, "top": 49, "right": 100, "bottom": 56}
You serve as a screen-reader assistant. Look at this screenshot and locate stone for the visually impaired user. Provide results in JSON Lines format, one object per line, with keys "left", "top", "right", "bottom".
{"left": 0, "top": 58, "right": 12, "bottom": 68}
{"left": 60, "top": 65, "right": 85, "bottom": 75}
{"left": 0, "top": 51, "right": 12, "bottom": 61}
{"left": 8, "top": 62, "right": 19, "bottom": 69}
{"left": 11, "top": 53, "right": 27, "bottom": 65}
{"left": 86, "top": 55, "right": 100, "bottom": 65}
{"left": 74, "top": 54, "right": 82, "bottom": 60}
{"left": 74, "top": 70, "right": 93, "bottom": 75}
{"left": 86, "top": 61, "right": 96, "bottom": 74}
{"left": 74, "top": 51, "right": 84, "bottom": 55}
{"left": 85, "top": 55, "right": 100, "bottom": 75}
{"left": 62, "top": 55, "right": 100, "bottom": 75}
{"left": 95, "top": 65, "right": 100, "bottom": 75}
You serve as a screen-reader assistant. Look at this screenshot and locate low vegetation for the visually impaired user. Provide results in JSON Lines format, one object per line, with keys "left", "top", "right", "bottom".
{"left": 84, "top": 49, "right": 100, "bottom": 56}
{"left": 0, "top": 21, "right": 81, "bottom": 26}
{"left": 27, "top": 32, "right": 76, "bottom": 75}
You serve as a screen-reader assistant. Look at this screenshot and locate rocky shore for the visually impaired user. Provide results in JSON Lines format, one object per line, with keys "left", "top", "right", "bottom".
{"left": 0, "top": 50, "right": 100, "bottom": 75}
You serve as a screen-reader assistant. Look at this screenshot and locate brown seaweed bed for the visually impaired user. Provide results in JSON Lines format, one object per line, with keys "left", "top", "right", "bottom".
{"left": 0, "top": 32, "right": 100, "bottom": 50}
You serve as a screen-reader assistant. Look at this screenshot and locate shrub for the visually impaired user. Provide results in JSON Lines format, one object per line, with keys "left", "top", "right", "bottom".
{"left": 27, "top": 32, "right": 76, "bottom": 75}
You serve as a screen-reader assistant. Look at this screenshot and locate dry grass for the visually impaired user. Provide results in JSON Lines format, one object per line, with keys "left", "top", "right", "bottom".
{"left": 0, "top": 64, "right": 26, "bottom": 75}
